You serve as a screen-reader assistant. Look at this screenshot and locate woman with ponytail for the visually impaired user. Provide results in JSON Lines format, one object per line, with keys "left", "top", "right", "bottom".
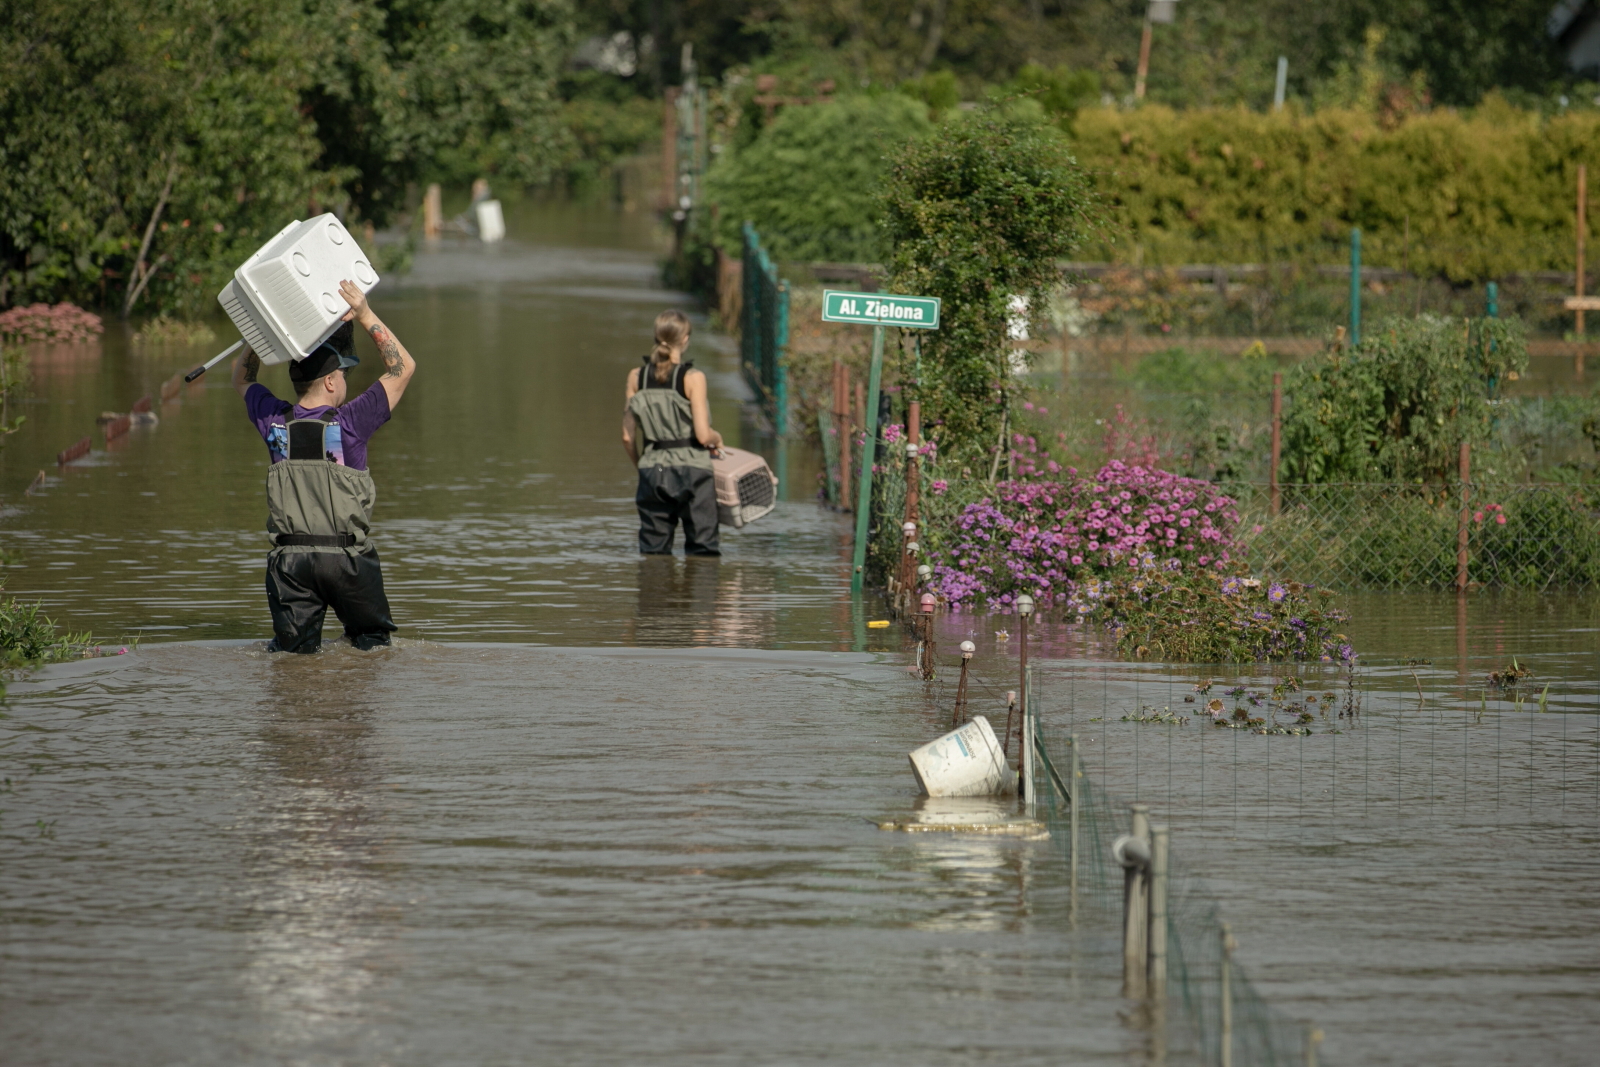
{"left": 621, "top": 310, "right": 724, "bottom": 555}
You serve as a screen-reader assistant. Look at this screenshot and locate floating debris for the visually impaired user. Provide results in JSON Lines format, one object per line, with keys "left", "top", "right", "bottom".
{"left": 1487, "top": 659, "right": 1532, "bottom": 688}
{"left": 1123, "top": 706, "right": 1190, "bottom": 725}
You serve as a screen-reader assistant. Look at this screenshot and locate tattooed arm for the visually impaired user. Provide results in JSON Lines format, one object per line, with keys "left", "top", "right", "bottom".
{"left": 338, "top": 279, "right": 415, "bottom": 410}
{"left": 231, "top": 346, "right": 261, "bottom": 398}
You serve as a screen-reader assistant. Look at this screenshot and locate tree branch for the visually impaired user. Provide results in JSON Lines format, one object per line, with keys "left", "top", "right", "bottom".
{"left": 123, "top": 160, "right": 179, "bottom": 318}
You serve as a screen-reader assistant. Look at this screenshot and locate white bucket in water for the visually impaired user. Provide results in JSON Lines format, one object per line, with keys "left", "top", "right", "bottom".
{"left": 712, "top": 447, "right": 778, "bottom": 528}
{"left": 475, "top": 199, "right": 506, "bottom": 243}
{"left": 907, "top": 715, "right": 1016, "bottom": 797}
{"left": 216, "top": 214, "right": 380, "bottom": 366}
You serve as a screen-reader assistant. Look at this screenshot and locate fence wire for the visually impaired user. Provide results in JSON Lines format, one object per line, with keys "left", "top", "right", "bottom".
{"left": 1229, "top": 482, "right": 1600, "bottom": 591}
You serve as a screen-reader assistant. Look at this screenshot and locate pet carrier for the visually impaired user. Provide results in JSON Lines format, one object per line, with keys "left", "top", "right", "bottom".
{"left": 712, "top": 447, "right": 778, "bottom": 528}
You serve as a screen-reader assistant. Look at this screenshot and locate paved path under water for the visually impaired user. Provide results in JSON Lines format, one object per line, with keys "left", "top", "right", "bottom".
{"left": 1, "top": 200, "right": 1598, "bottom": 1065}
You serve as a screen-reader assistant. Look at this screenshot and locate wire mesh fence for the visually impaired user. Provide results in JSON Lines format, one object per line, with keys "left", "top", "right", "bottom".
{"left": 740, "top": 223, "right": 790, "bottom": 434}
{"left": 1014, "top": 656, "right": 1600, "bottom": 1066}
{"left": 1228, "top": 481, "right": 1600, "bottom": 591}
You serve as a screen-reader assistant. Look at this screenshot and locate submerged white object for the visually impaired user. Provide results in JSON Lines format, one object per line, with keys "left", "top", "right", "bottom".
{"left": 475, "top": 199, "right": 506, "bottom": 243}
{"left": 216, "top": 214, "right": 380, "bottom": 366}
{"left": 713, "top": 447, "right": 778, "bottom": 528}
{"left": 907, "top": 715, "right": 1016, "bottom": 797}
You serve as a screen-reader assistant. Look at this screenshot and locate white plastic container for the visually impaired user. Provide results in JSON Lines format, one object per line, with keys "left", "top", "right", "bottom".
{"left": 907, "top": 716, "right": 1017, "bottom": 797}
{"left": 712, "top": 447, "right": 778, "bottom": 528}
{"left": 216, "top": 214, "right": 380, "bottom": 366}
{"left": 475, "top": 199, "right": 506, "bottom": 243}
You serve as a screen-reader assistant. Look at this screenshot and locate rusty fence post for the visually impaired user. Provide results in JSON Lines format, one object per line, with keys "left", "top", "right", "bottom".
{"left": 1270, "top": 371, "right": 1283, "bottom": 517}
{"left": 1456, "top": 441, "right": 1471, "bottom": 593}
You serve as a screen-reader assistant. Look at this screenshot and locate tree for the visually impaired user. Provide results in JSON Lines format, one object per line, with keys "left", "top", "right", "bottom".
{"left": 880, "top": 112, "right": 1095, "bottom": 462}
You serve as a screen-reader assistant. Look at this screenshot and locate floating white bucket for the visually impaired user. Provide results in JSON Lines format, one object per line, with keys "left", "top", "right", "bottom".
{"left": 475, "top": 199, "right": 506, "bottom": 243}
{"left": 712, "top": 447, "right": 777, "bottom": 528}
{"left": 216, "top": 214, "right": 379, "bottom": 366}
{"left": 907, "top": 715, "right": 1016, "bottom": 797}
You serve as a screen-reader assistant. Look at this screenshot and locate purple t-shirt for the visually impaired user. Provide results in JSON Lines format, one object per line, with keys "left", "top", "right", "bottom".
{"left": 245, "top": 381, "right": 391, "bottom": 471}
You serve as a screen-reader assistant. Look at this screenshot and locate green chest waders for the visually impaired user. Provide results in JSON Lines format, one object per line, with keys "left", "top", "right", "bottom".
{"left": 262, "top": 415, "right": 397, "bottom": 652}
{"left": 628, "top": 361, "right": 720, "bottom": 556}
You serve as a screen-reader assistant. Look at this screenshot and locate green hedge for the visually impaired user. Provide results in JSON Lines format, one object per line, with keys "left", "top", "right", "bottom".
{"left": 1069, "top": 100, "right": 1600, "bottom": 280}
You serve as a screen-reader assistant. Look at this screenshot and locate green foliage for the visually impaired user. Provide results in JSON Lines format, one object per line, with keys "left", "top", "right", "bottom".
{"left": 1007, "top": 64, "right": 1100, "bottom": 120}
{"left": 881, "top": 113, "right": 1096, "bottom": 459}
{"left": 1069, "top": 103, "right": 1600, "bottom": 281}
{"left": 1280, "top": 315, "right": 1527, "bottom": 483}
{"left": 705, "top": 94, "right": 932, "bottom": 262}
{"left": 899, "top": 71, "right": 960, "bottom": 116}
{"left": 0, "top": 592, "right": 90, "bottom": 672}
{"left": 0, "top": 0, "right": 575, "bottom": 317}
{"left": 1074, "top": 570, "right": 1354, "bottom": 664}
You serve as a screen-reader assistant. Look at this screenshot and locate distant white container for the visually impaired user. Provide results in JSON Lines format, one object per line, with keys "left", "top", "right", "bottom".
{"left": 475, "top": 199, "right": 506, "bottom": 243}
{"left": 216, "top": 214, "right": 380, "bottom": 366}
{"left": 907, "top": 715, "right": 1017, "bottom": 797}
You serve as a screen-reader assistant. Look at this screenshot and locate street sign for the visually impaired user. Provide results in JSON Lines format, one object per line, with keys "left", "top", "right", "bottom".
{"left": 822, "top": 290, "right": 940, "bottom": 330}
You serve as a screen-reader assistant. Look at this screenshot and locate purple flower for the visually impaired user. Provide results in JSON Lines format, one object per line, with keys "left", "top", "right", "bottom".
{"left": 1268, "top": 583, "right": 1287, "bottom": 603}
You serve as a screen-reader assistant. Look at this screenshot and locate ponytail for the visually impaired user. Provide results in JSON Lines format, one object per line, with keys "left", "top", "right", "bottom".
{"left": 651, "top": 309, "right": 691, "bottom": 384}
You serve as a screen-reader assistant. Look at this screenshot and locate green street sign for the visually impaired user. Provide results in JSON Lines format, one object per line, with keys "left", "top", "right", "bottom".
{"left": 822, "top": 290, "right": 940, "bottom": 330}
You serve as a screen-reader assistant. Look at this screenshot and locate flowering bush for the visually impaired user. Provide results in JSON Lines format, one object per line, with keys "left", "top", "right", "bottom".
{"left": 1070, "top": 568, "right": 1356, "bottom": 664}
{"left": 926, "top": 460, "right": 1243, "bottom": 609}
{"left": 0, "top": 303, "right": 103, "bottom": 345}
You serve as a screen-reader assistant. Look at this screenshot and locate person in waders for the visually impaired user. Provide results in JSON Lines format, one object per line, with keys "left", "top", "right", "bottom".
{"left": 622, "top": 310, "right": 723, "bottom": 555}
{"left": 233, "top": 279, "right": 417, "bottom": 653}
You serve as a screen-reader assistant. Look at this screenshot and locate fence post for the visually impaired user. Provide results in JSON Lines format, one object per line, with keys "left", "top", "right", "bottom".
{"left": 1068, "top": 734, "right": 1081, "bottom": 919}
{"left": 1120, "top": 804, "right": 1151, "bottom": 999}
{"left": 1579, "top": 164, "right": 1589, "bottom": 381}
{"left": 1306, "top": 1026, "right": 1324, "bottom": 1067}
{"left": 1349, "top": 228, "right": 1362, "bottom": 347}
{"left": 1220, "top": 922, "right": 1236, "bottom": 1067}
{"left": 1270, "top": 371, "right": 1282, "bottom": 517}
{"left": 1486, "top": 280, "right": 1498, "bottom": 319}
{"left": 850, "top": 325, "right": 886, "bottom": 595}
{"left": 1148, "top": 824, "right": 1169, "bottom": 1001}
{"left": 775, "top": 279, "right": 790, "bottom": 492}
{"left": 1456, "top": 441, "right": 1471, "bottom": 593}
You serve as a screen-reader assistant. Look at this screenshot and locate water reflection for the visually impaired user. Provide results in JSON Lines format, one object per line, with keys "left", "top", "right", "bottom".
{"left": 237, "top": 652, "right": 397, "bottom": 1055}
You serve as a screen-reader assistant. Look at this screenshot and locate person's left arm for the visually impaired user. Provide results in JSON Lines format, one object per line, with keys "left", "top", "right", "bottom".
{"left": 231, "top": 347, "right": 261, "bottom": 398}
{"left": 339, "top": 280, "right": 415, "bottom": 410}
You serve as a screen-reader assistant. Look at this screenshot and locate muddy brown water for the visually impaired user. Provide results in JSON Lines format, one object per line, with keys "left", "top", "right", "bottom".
{"left": 2, "top": 200, "right": 1598, "bottom": 1065}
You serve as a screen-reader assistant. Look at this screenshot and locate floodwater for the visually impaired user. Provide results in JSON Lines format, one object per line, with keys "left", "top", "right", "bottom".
{"left": 2, "top": 199, "right": 1599, "bottom": 1065}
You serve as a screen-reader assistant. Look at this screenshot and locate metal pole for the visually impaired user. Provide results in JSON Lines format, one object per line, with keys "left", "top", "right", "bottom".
{"left": 1148, "top": 825, "right": 1169, "bottom": 1000}
{"left": 1123, "top": 804, "right": 1150, "bottom": 999}
{"left": 1220, "top": 922, "right": 1235, "bottom": 1067}
{"left": 1068, "top": 735, "right": 1080, "bottom": 902}
{"left": 1269, "top": 371, "right": 1282, "bottom": 517}
{"left": 850, "top": 325, "right": 885, "bottom": 594}
{"left": 1456, "top": 441, "right": 1470, "bottom": 593}
{"left": 774, "top": 280, "right": 790, "bottom": 493}
{"left": 1306, "top": 1026, "right": 1324, "bottom": 1067}
{"left": 1273, "top": 56, "right": 1288, "bottom": 111}
{"left": 1023, "top": 663, "right": 1035, "bottom": 813}
{"left": 1579, "top": 164, "right": 1588, "bottom": 380}
{"left": 1486, "top": 280, "right": 1498, "bottom": 318}
{"left": 1349, "top": 228, "right": 1362, "bottom": 347}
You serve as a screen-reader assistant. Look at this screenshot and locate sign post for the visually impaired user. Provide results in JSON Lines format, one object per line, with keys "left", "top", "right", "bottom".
{"left": 822, "top": 290, "right": 941, "bottom": 595}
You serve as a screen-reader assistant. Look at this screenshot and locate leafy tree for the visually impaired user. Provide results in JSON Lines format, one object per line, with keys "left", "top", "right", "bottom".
{"left": 880, "top": 113, "right": 1095, "bottom": 461}
{"left": 705, "top": 93, "right": 931, "bottom": 262}
{"left": 1280, "top": 315, "right": 1529, "bottom": 483}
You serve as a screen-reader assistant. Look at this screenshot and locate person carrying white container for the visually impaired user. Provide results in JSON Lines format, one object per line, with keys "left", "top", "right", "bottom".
{"left": 232, "top": 280, "right": 417, "bottom": 652}
{"left": 621, "top": 310, "right": 723, "bottom": 556}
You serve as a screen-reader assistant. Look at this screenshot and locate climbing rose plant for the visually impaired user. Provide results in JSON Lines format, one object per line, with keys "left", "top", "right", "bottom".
{"left": 926, "top": 461, "right": 1243, "bottom": 609}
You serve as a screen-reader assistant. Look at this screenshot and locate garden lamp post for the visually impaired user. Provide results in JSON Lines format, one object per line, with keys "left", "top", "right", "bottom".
{"left": 919, "top": 592, "right": 938, "bottom": 680}
{"left": 953, "top": 640, "right": 975, "bottom": 726}
{"left": 1134, "top": 1, "right": 1179, "bottom": 101}
{"left": 1014, "top": 593, "right": 1035, "bottom": 806}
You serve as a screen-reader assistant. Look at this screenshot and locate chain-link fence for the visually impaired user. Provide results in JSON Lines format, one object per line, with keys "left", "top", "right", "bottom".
{"left": 740, "top": 223, "right": 790, "bottom": 434}
{"left": 1229, "top": 481, "right": 1600, "bottom": 591}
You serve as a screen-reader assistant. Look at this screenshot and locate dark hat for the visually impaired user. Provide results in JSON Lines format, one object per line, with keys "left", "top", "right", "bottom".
{"left": 290, "top": 336, "right": 360, "bottom": 383}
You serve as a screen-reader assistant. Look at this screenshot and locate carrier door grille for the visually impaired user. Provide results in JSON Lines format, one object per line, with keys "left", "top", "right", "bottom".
{"left": 737, "top": 470, "right": 775, "bottom": 508}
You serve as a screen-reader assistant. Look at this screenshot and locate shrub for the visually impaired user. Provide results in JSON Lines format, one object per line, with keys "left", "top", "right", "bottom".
{"left": 705, "top": 94, "right": 932, "bottom": 263}
{"left": 1070, "top": 569, "right": 1355, "bottom": 664}
{"left": 924, "top": 460, "right": 1244, "bottom": 609}
{"left": 0, "top": 303, "right": 103, "bottom": 345}
{"left": 1280, "top": 314, "right": 1528, "bottom": 483}
{"left": 881, "top": 112, "right": 1096, "bottom": 460}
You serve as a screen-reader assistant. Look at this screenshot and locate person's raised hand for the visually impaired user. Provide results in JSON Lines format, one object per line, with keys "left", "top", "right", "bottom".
{"left": 338, "top": 280, "right": 373, "bottom": 323}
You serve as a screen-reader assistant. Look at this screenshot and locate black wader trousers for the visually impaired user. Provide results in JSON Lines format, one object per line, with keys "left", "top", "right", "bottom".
{"left": 636, "top": 465, "right": 720, "bottom": 556}
{"left": 266, "top": 548, "right": 397, "bottom": 653}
